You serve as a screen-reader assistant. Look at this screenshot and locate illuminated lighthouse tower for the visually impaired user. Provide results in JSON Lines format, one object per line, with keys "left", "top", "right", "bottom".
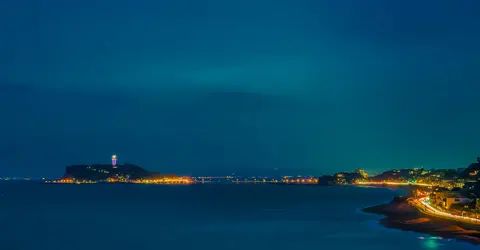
{"left": 112, "top": 155, "right": 117, "bottom": 168}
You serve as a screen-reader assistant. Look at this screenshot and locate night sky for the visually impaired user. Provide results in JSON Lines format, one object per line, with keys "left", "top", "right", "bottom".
{"left": 1, "top": 0, "right": 480, "bottom": 177}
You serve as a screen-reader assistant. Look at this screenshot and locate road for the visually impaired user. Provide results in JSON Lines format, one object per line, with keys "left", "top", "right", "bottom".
{"left": 412, "top": 197, "right": 480, "bottom": 225}
{"left": 356, "top": 181, "right": 480, "bottom": 224}
{"left": 356, "top": 181, "right": 432, "bottom": 187}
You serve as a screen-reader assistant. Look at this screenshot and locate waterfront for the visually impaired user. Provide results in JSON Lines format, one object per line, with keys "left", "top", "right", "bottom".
{"left": 413, "top": 196, "right": 480, "bottom": 225}
{"left": 0, "top": 182, "right": 477, "bottom": 250}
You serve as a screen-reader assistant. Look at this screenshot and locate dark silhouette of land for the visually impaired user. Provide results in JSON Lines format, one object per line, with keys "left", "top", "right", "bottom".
{"left": 61, "top": 164, "right": 169, "bottom": 181}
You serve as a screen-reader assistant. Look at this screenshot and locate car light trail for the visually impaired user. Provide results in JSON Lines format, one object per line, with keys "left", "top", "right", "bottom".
{"left": 417, "top": 197, "right": 480, "bottom": 224}
{"left": 356, "top": 181, "right": 432, "bottom": 187}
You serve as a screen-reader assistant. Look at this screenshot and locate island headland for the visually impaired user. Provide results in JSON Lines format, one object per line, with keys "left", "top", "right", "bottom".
{"left": 46, "top": 163, "right": 191, "bottom": 184}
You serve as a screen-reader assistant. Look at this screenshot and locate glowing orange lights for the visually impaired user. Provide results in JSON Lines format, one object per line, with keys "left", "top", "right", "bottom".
{"left": 356, "top": 181, "right": 431, "bottom": 187}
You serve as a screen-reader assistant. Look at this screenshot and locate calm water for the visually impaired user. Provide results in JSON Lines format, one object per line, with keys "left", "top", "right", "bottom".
{"left": 0, "top": 183, "right": 477, "bottom": 250}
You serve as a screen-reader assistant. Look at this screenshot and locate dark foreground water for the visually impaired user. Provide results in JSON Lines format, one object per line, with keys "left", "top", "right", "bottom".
{"left": 0, "top": 182, "right": 477, "bottom": 250}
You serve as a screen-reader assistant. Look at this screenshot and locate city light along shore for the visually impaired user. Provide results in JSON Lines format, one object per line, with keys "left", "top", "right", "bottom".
{"left": 43, "top": 155, "right": 321, "bottom": 185}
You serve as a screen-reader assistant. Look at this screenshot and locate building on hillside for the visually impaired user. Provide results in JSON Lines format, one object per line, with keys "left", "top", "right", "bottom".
{"left": 464, "top": 181, "right": 480, "bottom": 190}
{"left": 368, "top": 169, "right": 412, "bottom": 182}
{"left": 462, "top": 157, "right": 480, "bottom": 180}
{"left": 354, "top": 169, "right": 368, "bottom": 179}
{"left": 431, "top": 187, "right": 448, "bottom": 205}
{"left": 336, "top": 172, "right": 364, "bottom": 184}
{"left": 438, "top": 178, "right": 465, "bottom": 189}
{"left": 435, "top": 191, "right": 472, "bottom": 209}
{"left": 446, "top": 196, "right": 471, "bottom": 209}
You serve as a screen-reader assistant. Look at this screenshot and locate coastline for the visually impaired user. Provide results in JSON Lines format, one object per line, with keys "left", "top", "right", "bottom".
{"left": 363, "top": 196, "right": 480, "bottom": 245}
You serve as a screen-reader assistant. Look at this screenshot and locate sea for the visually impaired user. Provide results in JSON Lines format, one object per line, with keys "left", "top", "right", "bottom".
{"left": 0, "top": 182, "right": 477, "bottom": 250}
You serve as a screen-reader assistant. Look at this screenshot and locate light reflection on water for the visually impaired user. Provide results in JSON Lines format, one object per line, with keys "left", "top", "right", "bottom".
{"left": 421, "top": 238, "right": 441, "bottom": 249}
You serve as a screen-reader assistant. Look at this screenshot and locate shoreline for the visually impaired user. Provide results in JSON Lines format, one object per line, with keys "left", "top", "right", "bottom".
{"left": 363, "top": 196, "right": 480, "bottom": 245}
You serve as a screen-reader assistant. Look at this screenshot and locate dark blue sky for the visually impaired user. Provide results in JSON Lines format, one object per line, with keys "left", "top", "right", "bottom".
{"left": 1, "top": 0, "right": 480, "bottom": 177}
